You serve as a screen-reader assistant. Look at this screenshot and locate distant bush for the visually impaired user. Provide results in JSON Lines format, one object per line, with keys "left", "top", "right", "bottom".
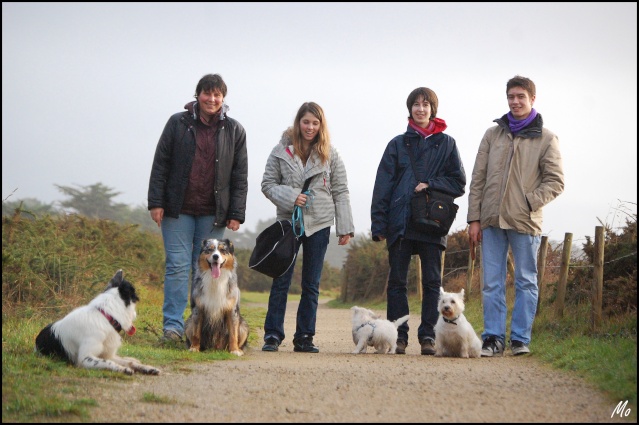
{"left": 1, "top": 213, "right": 342, "bottom": 319}
{"left": 2, "top": 213, "right": 165, "bottom": 317}
{"left": 569, "top": 214, "right": 637, "bottom": 316}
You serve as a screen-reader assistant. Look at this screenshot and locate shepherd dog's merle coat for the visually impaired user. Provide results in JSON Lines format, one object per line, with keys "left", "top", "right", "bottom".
{"left": 185, "top": 239, "right": 249, "bottom": 355}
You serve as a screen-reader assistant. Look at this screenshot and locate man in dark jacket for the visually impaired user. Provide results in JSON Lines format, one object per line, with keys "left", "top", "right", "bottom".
{"left": 148, "top": 73, "right": 248, "bottom": 342}
{"left": 371, "top": 87, "right": 466, "bottom": 355}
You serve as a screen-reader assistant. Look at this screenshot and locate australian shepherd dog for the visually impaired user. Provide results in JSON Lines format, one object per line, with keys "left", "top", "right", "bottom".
{"left": 35, "top": 270, "right": 160, "bottom": 375}
{"left": 185, "top": 238, "right": 249, "bottom": 356}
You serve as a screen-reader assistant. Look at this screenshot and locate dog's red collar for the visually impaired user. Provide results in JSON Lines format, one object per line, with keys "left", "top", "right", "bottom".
{"left": 98, "top": 308, "right": 136, "bottom": 335}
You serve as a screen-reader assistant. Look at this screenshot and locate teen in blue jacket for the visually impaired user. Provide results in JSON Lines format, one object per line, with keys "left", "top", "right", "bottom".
{"left": 371, "top": 87, "right": 465, "bottom": 355}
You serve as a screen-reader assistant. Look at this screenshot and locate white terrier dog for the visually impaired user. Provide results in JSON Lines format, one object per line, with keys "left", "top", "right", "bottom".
{"left": 433, "top": 287, "right": 482, "bottom": 358}
{"left": 351, "top": 306, "right": 410, "bottom": 354}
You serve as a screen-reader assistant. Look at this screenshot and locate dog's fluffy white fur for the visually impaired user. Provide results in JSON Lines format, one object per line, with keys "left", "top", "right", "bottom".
{"left": 35, "top": 270, "right": 160, "bottom": 375}
{"left": 351, "top": 306, "right": 410, "bottom": 354}
{"left": 433, "top": 287, "right": 482, "bottom": 358}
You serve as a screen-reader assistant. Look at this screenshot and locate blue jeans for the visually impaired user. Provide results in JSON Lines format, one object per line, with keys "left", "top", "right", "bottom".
{"left": 263, "top": 227, "right": 330, "bottom": 343}
{"left": 481, "top": 227, "right": 541, "bottom": 345}
{"left": 161, "top": 214, "right": 225, "bottom": 335}
{"left": 387, "top": 239, "right": 442, "bottom": 343}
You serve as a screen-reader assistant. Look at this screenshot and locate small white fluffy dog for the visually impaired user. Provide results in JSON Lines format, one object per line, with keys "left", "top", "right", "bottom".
{"left": 351, "top": 306, "right": 410, "bottom": 354}
{"left": 434, "top": 287, "right": 482, "bottom": 358}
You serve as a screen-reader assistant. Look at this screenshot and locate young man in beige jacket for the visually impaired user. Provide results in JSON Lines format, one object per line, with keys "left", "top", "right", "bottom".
{"left": 467, "top": 75, "right": 564, "bottom": 357}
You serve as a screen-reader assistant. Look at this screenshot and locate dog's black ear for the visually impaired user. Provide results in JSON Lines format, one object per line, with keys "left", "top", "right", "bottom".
{"left": 107, "top": 269, "right": 124, "bottom": 290}
{"left": 225, "top": 239, "right": 234, "bottom": 255}
{"left": 119, "top": 279, "right": 139, "bottom": 306}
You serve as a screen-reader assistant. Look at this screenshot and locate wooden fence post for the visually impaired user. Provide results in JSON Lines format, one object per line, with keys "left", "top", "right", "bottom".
{"left": 466, "top": 245, "right": 475, "bottom": 295}
{"left": 341, "top": 267, "right": 349, "bottom": 303}
{"left": 591, "top": 226, "right": 604, "bottom": 330}
{"left": 507, "top": 251, "right": 515, "bottom": 281}
{"left": 554, "top": 232, "right": 573, "bottom": 318}
{"left": 536, "top": 236, "right": 549, "bottom": 316}
{"left": 441, "top": 250, "right": 445, "bottom": 281}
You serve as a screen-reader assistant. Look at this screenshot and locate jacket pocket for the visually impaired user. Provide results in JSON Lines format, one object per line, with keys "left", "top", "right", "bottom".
{"left": 388, "top": 193, "right": 409, "bottom": 233}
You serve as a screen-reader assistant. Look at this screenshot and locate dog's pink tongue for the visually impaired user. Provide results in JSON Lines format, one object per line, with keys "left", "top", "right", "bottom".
{"left": 211, "top": 263, "right": 221, "bottom": 279}
{"left": 126, "top": 325, "right": 136, "bottom": 336}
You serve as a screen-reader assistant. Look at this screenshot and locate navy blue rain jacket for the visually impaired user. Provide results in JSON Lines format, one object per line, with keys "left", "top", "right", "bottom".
{"left": 371, "top": 126, "right": 466, "bottom": 249}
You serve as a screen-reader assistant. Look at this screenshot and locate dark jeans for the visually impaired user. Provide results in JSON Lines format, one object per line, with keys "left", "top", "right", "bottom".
{"left": 387, "top": 238, "right": 442, "bottom": 343}
{"left": 263, "top": 227, "right": 330, "bottom": 342}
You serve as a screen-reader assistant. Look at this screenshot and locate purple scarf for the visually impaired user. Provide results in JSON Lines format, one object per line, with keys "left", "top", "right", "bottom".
{"left": 508, "top": 108, "right": 537, "bottom": 134}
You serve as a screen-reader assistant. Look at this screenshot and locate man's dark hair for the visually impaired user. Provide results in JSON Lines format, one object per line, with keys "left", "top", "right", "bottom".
{"left": 195, "top": 74, "right": 227, "bottom": 97}
{"left": 507, "top": 75, "right": 536, "bottom": 98}
{"left": 406, "top": 87, "right": 438, "bottom": 119}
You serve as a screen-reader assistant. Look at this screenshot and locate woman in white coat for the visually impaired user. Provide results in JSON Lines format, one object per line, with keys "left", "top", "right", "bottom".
{"left": 260, "top": 102, "right": 354, "bottom": 353}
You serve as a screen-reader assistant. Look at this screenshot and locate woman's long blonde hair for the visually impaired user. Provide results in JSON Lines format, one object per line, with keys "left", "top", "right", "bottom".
{"left": 287, "top": 102, "right": 330, "bottom": 165}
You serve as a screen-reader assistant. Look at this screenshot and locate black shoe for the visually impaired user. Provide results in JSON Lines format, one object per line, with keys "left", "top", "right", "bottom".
{"left": 262, "top": 337, "right": 280, "bottom": 352}
{"left": 293, "top": 335, "right": 319, "bottom": 353}
{"left": 395, "top": 339, "right": 407, "bottom": 355}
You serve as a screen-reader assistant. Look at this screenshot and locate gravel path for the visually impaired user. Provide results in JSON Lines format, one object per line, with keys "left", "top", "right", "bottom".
{"left": 88, "top": 300, "right": 630, "bottom": 423}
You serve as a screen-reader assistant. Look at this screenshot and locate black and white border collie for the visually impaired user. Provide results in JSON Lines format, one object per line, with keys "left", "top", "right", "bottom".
{"left": 35, "top": 269, "right": 160, "bottom": 375}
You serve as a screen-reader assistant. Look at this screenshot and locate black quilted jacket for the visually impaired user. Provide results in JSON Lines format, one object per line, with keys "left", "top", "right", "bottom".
{"left": 147, "top": 104, "right": 248, "bottom": 226}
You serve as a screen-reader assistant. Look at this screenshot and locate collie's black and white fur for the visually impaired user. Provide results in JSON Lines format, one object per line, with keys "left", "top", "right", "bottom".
{"left": 185, "top": 238, "right": 249, "bottom": 355}
{"left": 34, "top": 270, "right": 160, "bottom": 375}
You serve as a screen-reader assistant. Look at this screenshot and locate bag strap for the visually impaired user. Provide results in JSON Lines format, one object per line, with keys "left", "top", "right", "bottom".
{"left": 284, "top": 144, "right": 313, "bottom": 237}
{"left": 292, "top": 176, "right": 314, "bottom": 237}
{"left": 403, "top": 135, "right": 423, "bottom": 184}
{"left": 302, "top": 176, "right": 312, "bottom": 192}
{"left": 404, "top": 135, "right": 457, "bottom": 203}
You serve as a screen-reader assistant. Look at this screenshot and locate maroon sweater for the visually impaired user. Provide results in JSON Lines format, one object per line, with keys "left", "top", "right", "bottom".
{"left": 181, "top": 111, "right": 220, "bottom": 216}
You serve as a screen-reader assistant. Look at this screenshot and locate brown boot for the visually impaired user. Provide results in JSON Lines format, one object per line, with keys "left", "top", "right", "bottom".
{"left": 395, "top": 339, "right": 407, "bottom": 354}
{"left": 420, "top": 338, "right": 435, "bottom": 355}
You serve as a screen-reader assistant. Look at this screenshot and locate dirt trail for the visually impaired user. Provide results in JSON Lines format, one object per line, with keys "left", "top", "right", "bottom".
{"left": 89, "top": 300, "right": 630, "bottom": 423}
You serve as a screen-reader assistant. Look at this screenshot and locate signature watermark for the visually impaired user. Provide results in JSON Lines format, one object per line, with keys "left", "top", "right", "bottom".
{"left": 611, "top": 400, "right": 631, "bottom": 418}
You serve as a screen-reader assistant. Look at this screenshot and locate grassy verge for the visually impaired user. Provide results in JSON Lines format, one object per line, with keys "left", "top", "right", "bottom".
{"left": 2, "top": 284, "right": 345, "bottom": 422}
{"left": 1, "top": 283, "right": 267, "bottom": 423}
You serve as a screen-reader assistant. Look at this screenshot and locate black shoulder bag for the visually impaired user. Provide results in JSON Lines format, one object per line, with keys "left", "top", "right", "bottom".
{"left": 406, "top": 141, "right": 459, "bottom": 237}
{"left": 248, "top": 176, "right": 313, "bottom": 278}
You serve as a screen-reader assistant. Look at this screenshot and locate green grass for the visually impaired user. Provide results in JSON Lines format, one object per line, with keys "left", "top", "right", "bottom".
{"left": 2, "top": 280, "right": 340, "bottom": 423}
{"left": 141, "top": 392, "right": 176, "bottom": 404}
{"left": 533, "top": 303, "right": 637, "bottom": 417}
{"left": 1, "top": 282, "right": 269, "bottom": 423}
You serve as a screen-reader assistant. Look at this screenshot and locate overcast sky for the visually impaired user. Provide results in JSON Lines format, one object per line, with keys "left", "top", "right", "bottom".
{"left": 3, "top": 2, "right": 637, "bottom": 246}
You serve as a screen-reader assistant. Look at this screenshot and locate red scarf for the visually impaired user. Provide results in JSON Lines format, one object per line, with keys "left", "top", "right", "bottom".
{"left": 408, "top": 117, "right": 447, "bottom": 138}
